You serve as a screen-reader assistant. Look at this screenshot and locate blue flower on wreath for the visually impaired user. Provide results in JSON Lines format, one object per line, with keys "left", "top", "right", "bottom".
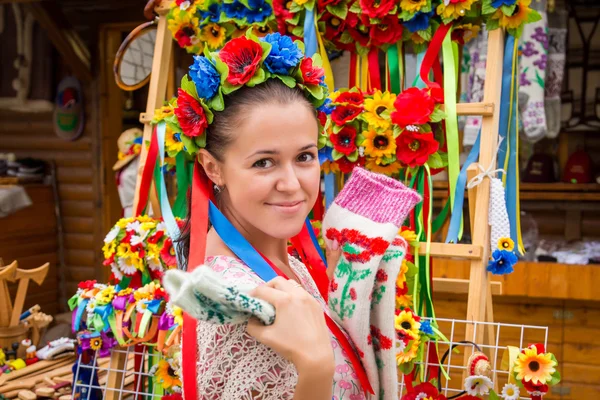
{"left": 189, "top": 55, "right": 221, "bottom": 100}
{"left": 200, "top": 3, "right": 221, "bottom": 23}
{"left": 491, "top": 0, "right": 517, "bottom": 8}
{"left": 317, "top": 98, "right": 333, "bottom": 115}
{"left": 487, "top": 249, "right": 518, "bottom": 275}
{"left": 404, "top": 10, "right": 434, "bottom": 33}
{"left": 262, "top": 33, "right": 302, "bottom": 75}
{"left": 420, "top": 320, "right": 434, "bottom": 335}
{"left": 318, "top": 146, "right": 333, "bottom": 165}
{"left": 223, "top": 0, "right": 248, "bottom": 20}
{"left": 246, "top": 0, "right": 273, "bottom": 24}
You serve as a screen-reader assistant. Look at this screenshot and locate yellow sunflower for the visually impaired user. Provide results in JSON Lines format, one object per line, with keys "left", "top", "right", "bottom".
{"left": 498, "top": 237, "right": 515, "bottom": 251}
{"left": 363, "top": 90, "right": 396, "bottom": 130}
{"left": 167, "top": 12, "right": 201, "bottom": 49}
{"left": 395, "top": 309, "right": 421, "bottom": 336}
{"left": 95, "top": 286, "right": 116, "bottom": 305}
{"left": 362, "top": 129, "right": 396, "bottom": 159}
{"left": 294, "top": 0, "right": 310, "bottom": 5}
{"left": 453, "top": 23, "right": 481, "bottom": 44}
{"left": 397, "top": 260, "right": 409, "bottom": 287}
{"left": 396, "top": 336, "right": 420, "bottom": 364}
{"left": 514, "top": 346, "right": 556, "bottom": 385}
{"left": 155, "top": 360, "right": 182, "bottom": 390}
{"left": 400, "top": 0, "right": 428, "bottom": 13}
{"left": 200, "top": 23, "right": 226, "bottom": 50}
{"left": 492, "top": 0, "right": 534, "bottom": 30}
{"left": 153, "top": 104, "right": 174, "bottom": 122}
{"left": 116, "top": 218, "right": 132, "bottom": 230}
{"left": 165, "top": 127, "right": 185, "bottom": 155}
{"left": 396, "top": 293, "right": 413, "bottom": 309}
{"left": 90, "top": 337, "right": 102, "bottom": 351}
{"left": 400, "top": 229, "right": 418, "bottom": 243}
{"left": 322, "top": 160, "right": 340, "bottom": 174}
{"left": 365, "top": 159, "right": 402, "bottom": 176}
{"left": 436, "top": 0, "right": 477, "bottom": 20}
{"left": 411, "top": 32, "right": 426, "bottom": 44}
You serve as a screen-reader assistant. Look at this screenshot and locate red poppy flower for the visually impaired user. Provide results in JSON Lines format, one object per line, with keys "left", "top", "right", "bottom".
{"left": 148, "top": 230, "right": 165, "bottom": 244}
{"left": 370, "top": 15, "right": 403, "bottom": 46}
{"left": 347, "top": 15, "right": 371, "bottom": 47}
{"left": 396, "top": 130, "right": 439, "bottom": 167}
{"left": 428, "top": 82, "right": 444, "bottom": 103}
{"left": 402, "top": 382, "right": 445, "bottom": 400}
{"left": 219, "top": 36, "right": 263, "bottom": 85}
{"left": 161, "top": 394, "right": 183, "bottom": 400}
{"left": 318, "top": 0, "right": 344, "bottom": 7}
{"left": 391, "top": 87, "right": 435, "bottom": 127}
{"left": 175, "top": 89, "right": 208, "bottom": 138}
{"left": 150, "top": 269, "right": 164, "bottom": 282}
{"left": 360, "top": 0, "right": 396, "bottom": 19}
{"left": 175, "top": 28, "right": 194, "bottom": 48}
{"left": 336, "top": 155, "right": 364, "bottom": 173}
{"left": 300, "top": 58, "right": 325, "bottom": 85}
{"left": 160, "top": 238, "right": 178, "bottom": 267}
{"left": 330, "top": 126, "right": 357, "bottom": 155}
{"left": 321, "top": 12, "right": 346, "bottom": 41}
{"left": 154, "top": 287, "right": 169, "bottom": 301}
{"left": 273, "top": 0, "right": 294, "bottom": 34}
{"left": 78, "top": 280, "right": 97, "bottom": 290}
{"left": 331, "top": 105, "right": 362, "bottom": 125}
{"left": 334, "top": 91, "right": 364, "bottom": 106}
{"left": 318, "top": 111, "right": 327, "bottom": 127}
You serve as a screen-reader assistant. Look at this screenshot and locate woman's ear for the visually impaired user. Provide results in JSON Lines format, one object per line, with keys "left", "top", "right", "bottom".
{"left": 198, "top": 149, "right": 224, "bottom": 186}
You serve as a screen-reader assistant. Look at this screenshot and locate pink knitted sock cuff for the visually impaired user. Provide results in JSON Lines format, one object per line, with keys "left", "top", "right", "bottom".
{"left": 334, "top": 167, "right": 422, "bottom": 226}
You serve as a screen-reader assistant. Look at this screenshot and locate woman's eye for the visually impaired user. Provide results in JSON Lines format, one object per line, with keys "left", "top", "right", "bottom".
{"left": 297, "top": 152, "right": 316, "bottom": 163}
{"left": 253, "top": 159, "right": 274, "bottom": 168}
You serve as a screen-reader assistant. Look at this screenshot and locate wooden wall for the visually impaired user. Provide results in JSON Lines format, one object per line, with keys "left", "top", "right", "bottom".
{"left": 0, "top": 86, "right": 103, "bottom": 313}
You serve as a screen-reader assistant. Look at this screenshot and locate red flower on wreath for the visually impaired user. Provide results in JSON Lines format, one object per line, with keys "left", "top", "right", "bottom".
{"left": 161, "top": 394, "right": 183, "bottom": 400}
{"left": 331, "top": 105, "right": 362, "bottom": 125}
{"left": 360, "top": 0, "right": 396, "bottom": 19}
{"left": 148, "top": 230, "right": 165, "bottom": 244}
{"left": 337, "top": 156, "right": 364, "bottom": 173}
{"left": 396, "top": 130, "right": 439, "bottom": 167}
{"left": 402, "top": 382, "right": 447, "bottom": 400}
{"left": 219, "top": 36, "right": 263, "bottom": 85}
{"left": 322, "top": 12, "right": 346, "bottom": 41}
{"left": 78, "top": 280, "right": 97, "bottom": 290}
{"left": 300, "top": 58, "right": 325, "bottom": 85}
{"left": 160, "top": 237, "right": 178, "bottom": 267}
{"left": 391, "top": 87, "right": 435, "bottom": 127}
{"left": 330, "top": 126, "right": 357, "bottom": 156}
{"left": 318, "top": 111, "right": 328, "bottom": 127}
{"left": 523, "top": 379, "right": 549, "bottom": 394}
{"left": 272, "top": 0, "right": 294, "bottom": 34}
{"left": 175, "top": 89, "right": 208, "bottom": 138}
{"left": 370, "top": 15, "right": 403, "bottom": 47}
{"left": 428, "top": 82, "right": 444, "bottom": 103}
{"left": 346, "top": 15, "right": 371, "bottom": 47}
{"left": 174, "top": 28, "right": 194, "bottom": 48}
{"left": 318, "top": 0, "right": 344, "bottom": 7}
{"left": 334, "top": 91, "right": 364, "bottom": 106}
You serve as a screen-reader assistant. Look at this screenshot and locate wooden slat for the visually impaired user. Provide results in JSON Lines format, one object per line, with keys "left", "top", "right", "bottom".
{"left": 61, "top": 200, "right": 94, "bottom": 217}
{"left": 63, "top": 216, "right": 94, "bottom": 233}
{"left": 58, "top": 184, "right": 94, "bottom": 201}
{"left": 56, "top": 167, "right": 94, "bottom": 184}
{"left": 434, "top": 277, "right": 502, "bottom": 295}
{"left": 454, "top": 102, "right": 495, "bottom": 116}
{"left": 64, "top": 233, "right": 95, "bottom": 250}
{"left": 2, "top": 136, "right": 91, "bottom": 151}
{"left": 65, "top": 265, "right": 98, "bottom": 282}
{"left": 64, "top": 249, "right": 95, "bottom": 266}
{"left": 420, "top": 243, "right": 482, "bottom": 259}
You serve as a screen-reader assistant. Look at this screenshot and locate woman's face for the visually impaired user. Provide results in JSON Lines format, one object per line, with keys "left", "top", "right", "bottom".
{"left": 215, "top": 102, "right": 320, "bottom": 240}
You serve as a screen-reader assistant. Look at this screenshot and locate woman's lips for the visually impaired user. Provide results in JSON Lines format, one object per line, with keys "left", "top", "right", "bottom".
{"left": 266, "top": 200, "right": 305, "bottom": 214}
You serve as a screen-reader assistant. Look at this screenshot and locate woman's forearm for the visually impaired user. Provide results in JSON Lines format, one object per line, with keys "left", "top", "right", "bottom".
{"left": 293, "top": 364, "right": 335, "bottom": 400}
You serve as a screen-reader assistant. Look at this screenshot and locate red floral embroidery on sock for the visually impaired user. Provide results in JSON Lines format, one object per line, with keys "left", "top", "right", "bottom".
{"left": 375, "top": 269, "right": 388, "bottom": 282}
{"left": 325, "top": 228, "right": 390, "bottom": 262}
{"left": 330, "top": 279, "right": 339, "bottom": 292}
{"left": 370, "top": 325, "right": 393, "bottom": 351}
{"left": 349, "top": 288, "right": 357, "bottom": 300}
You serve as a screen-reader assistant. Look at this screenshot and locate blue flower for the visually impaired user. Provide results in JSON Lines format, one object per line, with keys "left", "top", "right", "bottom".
{"left": 262, "top": 33, "right": 303, "bottom": 74}
{"left": 200, "top": 3, "right": 221, "bottom": 23}
{"left": 491, "top": 0, "right": 517, "bottom": 8}
{"left": 189, "top": 55, "right": 221, "bottom": 100}
{"left": 487, "top": 250, "right": 518, "bottom": 275}
{"left": 246, "top": 0, "right": 273, "bottom": 23}
{"left": 317, "top": 98, "right": 333, "bottom": 115}
{"left": 404, "top": 10, "right": 434, "bottom": 33}
{"left": 318, "top": 146, "right": 333, "bottom": 165}
{"left": 223, "top": 1, "right": 247, "bottom": 19}
{"left": 420, "top": 320, "right": 434, "bottom": 335}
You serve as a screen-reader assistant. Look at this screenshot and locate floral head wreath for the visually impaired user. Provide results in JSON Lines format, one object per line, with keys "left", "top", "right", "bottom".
{"left": 153, "top": 30, "right": 329, "bottom": 158}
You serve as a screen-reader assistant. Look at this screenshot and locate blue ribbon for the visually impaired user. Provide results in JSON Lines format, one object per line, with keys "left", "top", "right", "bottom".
{"left": 412, "top": 49, "right": 427, "bottom": 89}
{"left": 305, "top": 217, "right": 327, "bottom": 267}
{"left": 74, "top": 298, "right": 89, "bottom": 332}
{"left": 303, "top": 8, "right": 317, "bottom": 57}
{"left": 94, "top": 304, "right": 114, "bottom": 332}
{"left": 324, "top": 172, "right": 335, "bottom": 210}
{"left": 445, "top": 131, "right": 481, "bottom": 243}
{"left": 156, "top": 122, "right": 182, "bottom": 265}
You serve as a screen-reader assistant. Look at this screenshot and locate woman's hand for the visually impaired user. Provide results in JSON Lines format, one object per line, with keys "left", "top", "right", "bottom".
{"left": 325, "top": 239, "right": 341, "bottom": 281}
{"left": 247, "top": 277, "right": 335, "bottom": 373}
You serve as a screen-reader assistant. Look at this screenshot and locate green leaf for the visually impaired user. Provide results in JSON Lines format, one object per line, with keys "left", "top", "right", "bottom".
{"left": 392, "top": 125, "right": 402, "bottom": 138}
{"left": 332, "top": 149, "right": 344, "bottom": 161}
{"left": 259, "top": 40, "right": 272, "bottom": 63}
{"left": 481, "top": 0, "right": 496, "bottom": 14}
{"left": 399, "top": 9, "right": 417, "bottom": 21}
{"left": 166, "top": 120, "right": 181, "bottom": 135}
{"left": 180, "top": 134, "right": 199, "bottom": 156}
{"left": 429, "top": 107, "right": 447, "bottom": 123}
{"left": 276, "top": 74, "right": 297, "bottom": 88}
{"left": 181, "top": 75, "right": 199, "bottom": 100}
{"left": 356, "top": 45, "right": 369, "bottom": 58}
{"left": 339, "top": 30, "right": 354, "bottom": 44}
{"left": 195, "top": 134, "right": 207, "bottom": 148}
{"left": 397, "top": 360, "right": 414, "bottom": 375}
{"left": 221, "top": 80, "right": 239, "bottom": 95}
{"left": 349, "top": 1, "right": 362, "bottom": 13}
{"left": 501, "top": 4, "right": 517, "bottom": 15}
{"left": 549, "top": 370, "right": 561, "bottom": 386}
{"left": 333, "top": 123, "right": 344, "bottom": 134}
{"left": 527, "top": 9, "right": 542, "bottom": 23}
{"left": 247, "top": 68, "right": 267, "bottom": 87}
{"left": 288, "top": 13, "right": 301, "bottom": 25}
{"left": 346, "top": 150, "right": 358, "bottom": 162}
{"left": 426, "top": 152, "right": 444, "bottom": 169}
{"left": 289, "top": 1, "right": 303, "bottom": 13}
{"left": 208, "top": 90, "right": 225, "bottom": 112}
{"left": 312, "top": 53, "right": 323, "bottom": 68}
{"left": 513, "top": 25, "right": 524, "bottom": 39}
{"left": 327, "top": 2, "right": 348, "bottom": 20}
{"left": 294, "top": 39, "right": 305, "bottom": 54}
{"left": 418, "top": 26, "right": 433, "bottom": 41}
{"left": 291, "top": 26, "right": 304, "bottom": 37}
{"left": 203, "top": 104, "right": 214, "bottom": 124}
{"left": 488, "top": 390, "right": 500, "bottom": 400}
{"left": 214, "top": 57, "right": 229, "bottom": 79}
{"left": 305, "top": 83, "right": 325, "bottom": 100}
{"left": 486, "top": 17, "right": 500, "bottom": 31}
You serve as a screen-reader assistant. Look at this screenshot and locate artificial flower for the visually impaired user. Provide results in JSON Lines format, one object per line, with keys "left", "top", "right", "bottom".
{"left": 501, "top": 383, "right": 520, "bottom": 400}
{"left": 245, "top": 0, "right": 273, "bottom": 23}
{"left": 492, "top": 0, "right": 536, "bottom": 30}
{"left": 200, "top": 23, "right": 226, "bottom": 50}
{"left": 219, "top": 36, "right": 264, "bottom": 85}
{"left": 464, "top": 375, "right": 493, "bottom": 396}
{"left": 104, "top": 226, "right": 121, "bottom": 244}
{"left": 95, "top": 286, "right": 116, "bottom": 305}
{"left": 346, "top": 16, "right": 372, "bottom": 48}
{"left": 391, "top": 87, "right": 435, "bottom": 127}
{"left": 263, "top": 33, "right": 303, "bottom": 74}
{"left": 168, "top": 12, "right": 201, "bottom": 48}
{"left": 165, "top": 127, "right": 185, "bottom": 155}
{"left": 395, "top": 308, "right": 421, "bottom": 336}
{"left": 161, "top": 238, "right": 178, "bottom": 267}
{"left": 451, "top": 23, "right": 481, "bottom": 45}
{"left": 401, "top": 382, "right": 445, "bottom": 400}
{"left": 78, "top": 280, "right": 97, "bottom": 291}
{"left": 199, "top": 3, "right": 221, "bottom": 23}
{"left": 365, "top": 159, "right": 402, "bottom": 176}
{"left": 334, "top": 91, "right": 364, "bottom": 106}
{"left": 155, "top": 359, "right": 182, "bottom": 390}
{"left": 90, "top": 337, "right": 102, "bottom": 351}
{"left": 222, "top": 0, "right": 248, "bottom": 20}
{"left": 487, "top": 249, "right": 518, "bottom": 275}
{"left": 331, "top": 105, "right": 362, "bottom": 125}
{"left": 300, "top": 57, "right": 325, "bottom": 85}
{"left": 514, "top": 345, "right": 556, "bottom": 385}
{"left": 396, "top": 336, "right": 420, "bottom": 364}
{"left": 396, "top": 290, "right": 413, "bottom": 309}
{"left": 492, "top": 0, "right": 517, "bottom": 7}
{"left": 419, "top": 319, "right": 434, "bottom": 335}
{"left": 400, "top": 0, "right": 428, "bottom": 13}
{"left": 103, "top": 241, "right": 116, "bottom": 260}
{"left": 362, "top": 129, "right": 396, "bottom": 159}
{"left": 436, "top": 0, "right": 477, "bottom": 21}
{"left": 363, "top": 90, "right": 395, "bottom": 129}
{"left": 322, "top": 12, "right": 346, "bottom": 41}
{"left": 498, "top": 237, "right": 515, "bottom": 251}
{"left": 175, "top": 89, "right": 209, "bottom": 138}
{"left": 117, "top": 288, "right": 133, "bottom": 297}
{"left": 322, "top": 160, "right": 340, "bottom": 174}
{"left": 397, "top": 259, "right": 409, "bottom": 286}
{"left": 400, "top": 228, "right": 418, "bottom": 243}
{"left": 395, "top": 131, "right": 439, "bottom": 167}
{"left": 360, "top": 0, "right": 396, "bottom": 19}
{"left": 330, "top": 126, "right": 358, "bottom": 156}
{"left": 337, "top": 156, "right": 364, "bottom": 173}
{"left": 154, "top": 104, "right": 175, "bottom": 122}
{"left": 172, "top": 305, "right": 184, "bottom": 326}
{"left": 403, "top": 10, "right": 434, "bottom": 33}
{"left": 190, "top": 55, "right": 221, "bottom": 100}
{"left": 370, "top": 15, "right": 404, "bottom": 46}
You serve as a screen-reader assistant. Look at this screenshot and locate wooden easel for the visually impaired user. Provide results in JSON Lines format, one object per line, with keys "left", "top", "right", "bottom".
{"left": 105, "top": 1, "right": 506, "bottom": 395}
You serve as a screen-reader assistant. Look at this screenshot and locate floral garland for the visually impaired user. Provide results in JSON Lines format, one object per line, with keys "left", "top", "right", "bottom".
{"left": 320, "top": 85, "right": 447, "bottom": 177}
{"left": 150, "top": 344, "right": 183, "bottom": 394}
{"left": 512, "top": 344, "right": 560, "bottom": 399}
{"left": 487, "top": 236, "right": 518, "bottom": 275}
{"left": 102, "top": 215, "right": 182, "bottom": 287}
{"left": 152, "top": 31, "right": 328, "bottom": 159}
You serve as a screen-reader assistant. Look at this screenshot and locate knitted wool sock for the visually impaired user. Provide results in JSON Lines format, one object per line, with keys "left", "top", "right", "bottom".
{"left": 545, "top": 10, "right": 567, "bottom": 139}
{"left": 322, "top": 167, "right": 421, "bottom": 398}
{"left": 519, "top": 0, "right": 549, "bottom": 143}
{"left": 163, "top": 267, "right": 276, "bottom": 326}
{"left": 369, "top": 235, "right": 409, "bottom": 400}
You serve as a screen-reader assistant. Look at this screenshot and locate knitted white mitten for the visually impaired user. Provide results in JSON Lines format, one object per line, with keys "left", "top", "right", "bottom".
{"left": 322, "top": 167, "right": 421, "bottom": 397}
{"left": 163, "top": 267, "right": 275, "bottom": 325}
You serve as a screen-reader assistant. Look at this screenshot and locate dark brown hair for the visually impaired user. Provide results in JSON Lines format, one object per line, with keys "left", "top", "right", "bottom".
{"left": 175, "top": 79, "right": 317, "bottom": 270}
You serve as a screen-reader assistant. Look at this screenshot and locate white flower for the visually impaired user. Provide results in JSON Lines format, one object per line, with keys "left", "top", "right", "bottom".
{"left": 118, "top": 257, "right": 137, "bottom": 275}
{"left": 111, "top": 264, "right": 124, "bottom": 281}
{"left": 358, "top": 146, "right": 365, "bottom": 157}
{"left": 146, "top": 256, "right": 162, "bottom": 271}
{"left": 126, "top": 221, "right": 141, "bottom": 232}
{"left": 415, "top": 393, "right": 429, "bottom": 400}
{"left": 501, "top": 383, "right": 520, "bottom": 400}
{"left": 104, "top": 226, "right": 120, "bottom": 243}
{"left": 156, "top": 221, "right": 167, "bottom": 233}
{"left": 405, "top": 125, "right": 419, "bottom": 132}
{"left": 130, "top": 232, "right": 148, "bottom": 247}
{"left": 136, "top": 302, "right": 148, "bottom": 314}
{"left": 86, "top": 300, "right": 96, "bottom": 314}
{"left": 464, "top": 375, "right": 493, "bottom": 396}
{"left": 179, "top": 0, "right": 190, "bottom": 10}
{"left": 395, "top": 339, "right": 406, "bottom": 353}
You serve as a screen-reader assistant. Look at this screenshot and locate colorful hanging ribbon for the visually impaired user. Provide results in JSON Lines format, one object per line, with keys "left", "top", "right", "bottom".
{"left": 134, "top": 127, "right": 159, "bottom": 218}
{"left": 387, "top": 42, "right": 402, "bottom": 94}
